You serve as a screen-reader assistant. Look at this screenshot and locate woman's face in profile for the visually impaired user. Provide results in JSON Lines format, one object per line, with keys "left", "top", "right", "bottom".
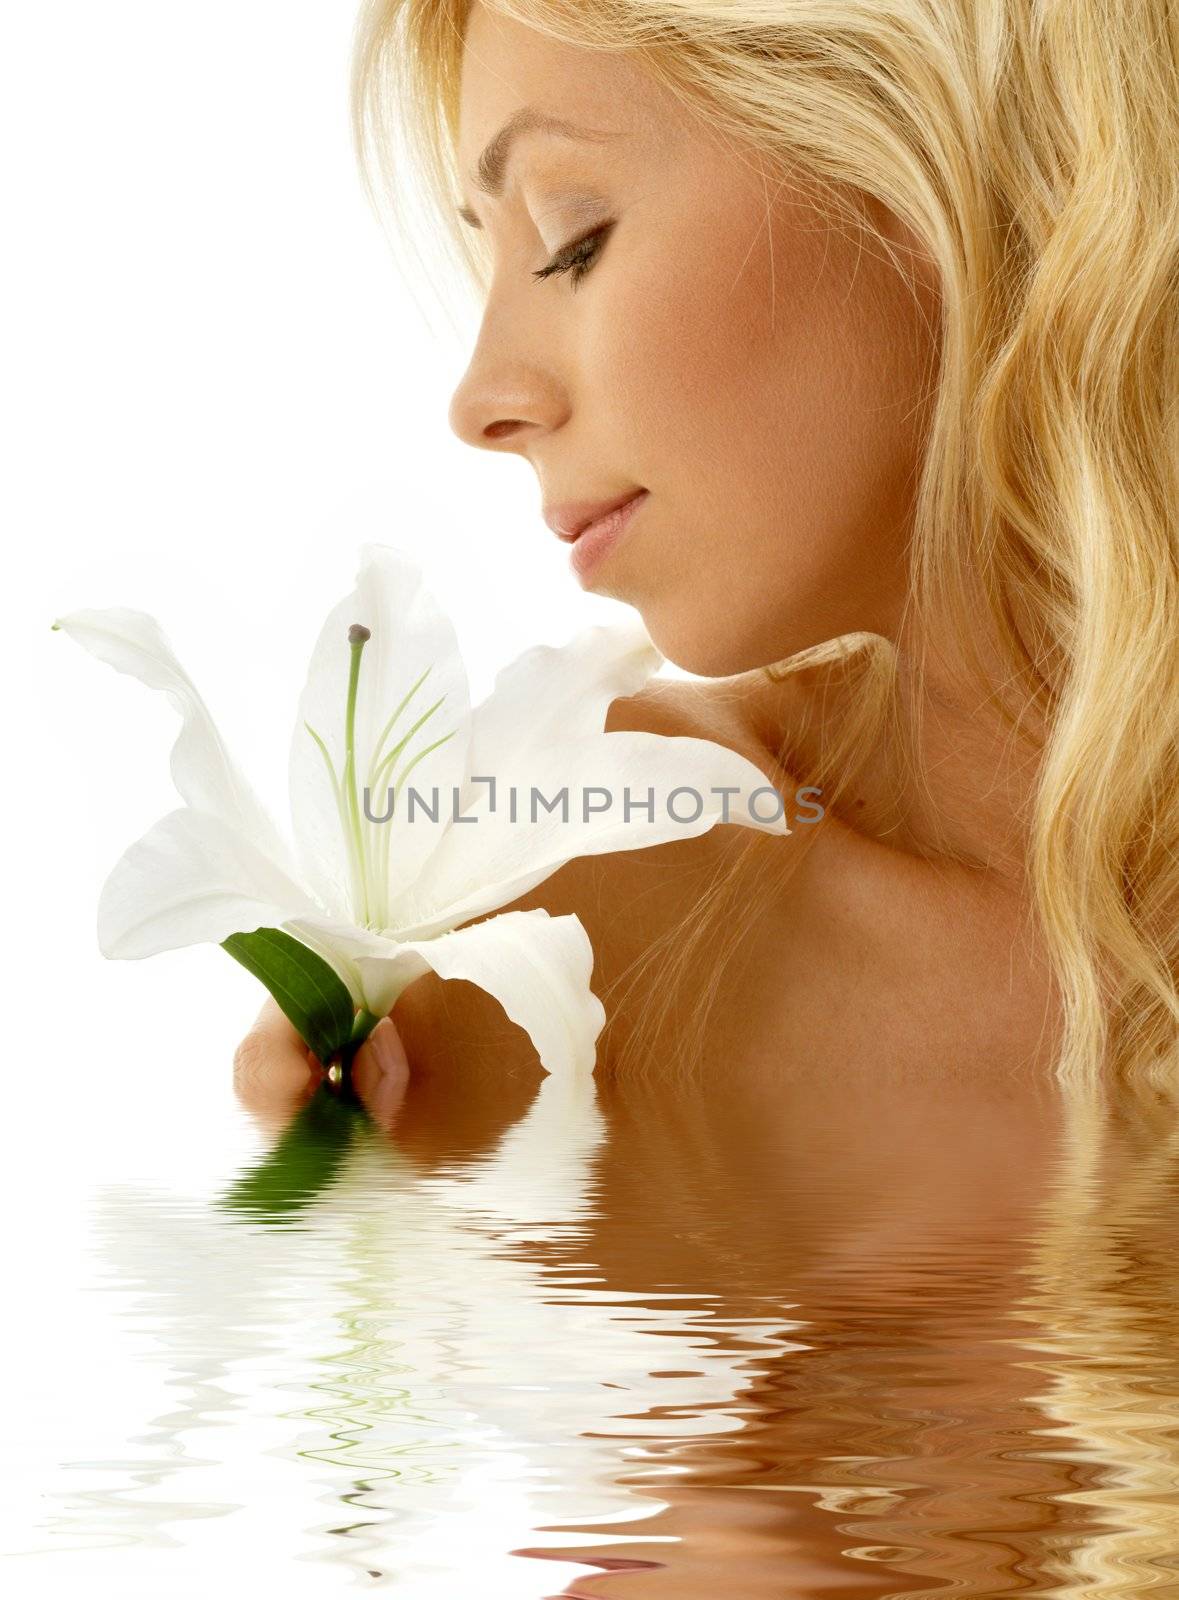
{"left": 449, "top": 2, "right": 941, "bottom": 676}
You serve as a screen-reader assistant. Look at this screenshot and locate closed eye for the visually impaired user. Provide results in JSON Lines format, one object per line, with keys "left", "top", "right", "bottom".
{"left": 531, "top": 220, "right": 616, "bottom": 289}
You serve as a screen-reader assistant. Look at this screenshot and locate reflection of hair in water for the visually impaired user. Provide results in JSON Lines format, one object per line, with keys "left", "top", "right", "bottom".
{"left": 350, "top": 0, "right": 1179, "bottom": 1089}
{"left": 583, "top": 1052, "right": 1179, "bottom": 1590}
{"left": 1010, "top": 1050, "right": 1179, "bottom": 1590}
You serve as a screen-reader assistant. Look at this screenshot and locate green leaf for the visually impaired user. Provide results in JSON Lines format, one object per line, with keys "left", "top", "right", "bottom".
{"left": 222, "top": 927, "right": 356, "bottom": 1064}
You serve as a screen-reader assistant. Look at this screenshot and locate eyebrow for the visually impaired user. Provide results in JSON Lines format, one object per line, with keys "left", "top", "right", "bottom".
{"left": 456, "top": 106, "right": 618, "bottom": 228}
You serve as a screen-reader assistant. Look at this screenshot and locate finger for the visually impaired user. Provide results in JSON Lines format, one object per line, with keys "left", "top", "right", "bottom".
{"left": 350, "top": 1017, "right": 411, "bottom": 1134}
{"left": 233, "top": 996, "right": 320, "bottom": 1129}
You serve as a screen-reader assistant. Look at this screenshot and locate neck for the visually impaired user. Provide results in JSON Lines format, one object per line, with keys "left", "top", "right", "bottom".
{"left": 751, "top": 611, "right": 1050, "bottom": 893}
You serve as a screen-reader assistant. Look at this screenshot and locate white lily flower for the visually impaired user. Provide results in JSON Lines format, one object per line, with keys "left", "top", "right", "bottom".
{"left": 55, "top": 544, "right": 789, "bottom": 1076}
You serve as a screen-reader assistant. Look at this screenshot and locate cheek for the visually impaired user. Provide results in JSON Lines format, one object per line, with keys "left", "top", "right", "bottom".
{"left": 591, "top": 210, "right": 792, "bottom": 446}
{"left": 585, "top": 197, "right": 936, "bottom": 666}
{"left": 600, "top": 202, "right": 931, "bottom": 597}
{"left": 595, "top": 200, "right": 900, "bottom": 490}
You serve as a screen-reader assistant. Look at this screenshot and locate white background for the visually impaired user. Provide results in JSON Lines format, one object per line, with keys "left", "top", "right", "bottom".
{"left": 6, "top": 0, "right": 680, "bottom": 1100}
{"left": 1, "top": 5, "right": 685, "bottom": 1581}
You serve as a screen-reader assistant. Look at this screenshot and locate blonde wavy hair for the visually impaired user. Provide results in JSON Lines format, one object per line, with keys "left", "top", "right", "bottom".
{"left": 349, "top": 0, "right": 1179, "bottom": 1092}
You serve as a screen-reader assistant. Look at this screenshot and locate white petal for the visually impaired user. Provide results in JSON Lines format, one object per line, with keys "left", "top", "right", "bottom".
{"left": 290, "top": 544, "right": 472, "bottom": 922}
{"left": 351, "top": 909, "right": 606, "bottom": 1078}
{"left": 390, "top": 729, "right": 791, "bottom": 939}
{"left": 278, "top": 911, "right": 401, "bottom": 1010}
{"left": 456, "top": 611, "right": 662, "bottom": 812}
{"left": 98, "top": 808, "right": 321, "bottom": 960}
{"left": 54, "top": 608, "right": 294, "bottom": 870}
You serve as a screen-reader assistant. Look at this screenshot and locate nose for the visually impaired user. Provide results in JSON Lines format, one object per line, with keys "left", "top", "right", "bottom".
{"left": 447, "top": 303, "right": 570, "bottom": 454}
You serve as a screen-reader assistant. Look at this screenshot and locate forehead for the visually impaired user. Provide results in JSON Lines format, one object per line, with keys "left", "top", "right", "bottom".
{"left": 455, "top": 4, "right": 672, "bottom": 168}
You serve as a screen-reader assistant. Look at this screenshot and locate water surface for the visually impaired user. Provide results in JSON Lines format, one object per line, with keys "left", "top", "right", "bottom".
{"left": 5, "top": 1021, "right": 1179, "bottom": 1597}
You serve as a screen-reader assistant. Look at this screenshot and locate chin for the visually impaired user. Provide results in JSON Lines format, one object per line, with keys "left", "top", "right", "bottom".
{"left": 637, "top": 586, "right": 885, "bottom": 681}
{"left": 634, "top": 610, "right": 770, "bottom": 680}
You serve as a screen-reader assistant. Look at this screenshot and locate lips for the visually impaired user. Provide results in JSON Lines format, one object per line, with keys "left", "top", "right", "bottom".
{"left": 543, "top": 489, "right": 647, "bottom": 542}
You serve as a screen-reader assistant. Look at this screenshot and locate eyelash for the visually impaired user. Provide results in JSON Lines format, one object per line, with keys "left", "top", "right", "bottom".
{"left": 531, "top": 220, "right": 616, "bottom": 289}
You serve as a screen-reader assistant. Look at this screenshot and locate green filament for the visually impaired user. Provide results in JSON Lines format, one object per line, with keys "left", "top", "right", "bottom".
{"left": 366, "top": 664, "right": 433, "bottom": 790}
{"left": 304, "top": 623, "right": 459, "bottom": 931}
{"left": 304, "top": 721, "right": 342, "bottom": 805}
{"left": 342, "top": 623, "right": 371, "bottom": 925}
{"left": 370, "top": 695, "right": 447, "bottom": 792}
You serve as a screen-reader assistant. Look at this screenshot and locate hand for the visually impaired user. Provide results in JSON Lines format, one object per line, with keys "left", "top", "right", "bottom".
{"left": 233, "top": 997, "right": 410, "bottom": 1135}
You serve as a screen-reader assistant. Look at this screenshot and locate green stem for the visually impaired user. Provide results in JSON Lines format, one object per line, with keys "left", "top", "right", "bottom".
{"left": 349, "top": 1008, "right": 382, "bottom": 1049}
{"left": 323, "top": 1007, "right": 383, "bottom": 1092}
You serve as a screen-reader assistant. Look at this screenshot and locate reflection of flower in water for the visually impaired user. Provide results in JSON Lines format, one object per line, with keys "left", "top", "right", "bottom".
{"left": 25, "top": 1074, "right": 804, "bottom": 1596}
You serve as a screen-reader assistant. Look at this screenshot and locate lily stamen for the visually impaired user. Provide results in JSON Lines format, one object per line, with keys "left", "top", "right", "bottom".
{"left": 54, "top": 543, "right": 791, "bottom": 1080}
{"left": 343, "top": 623, "right": 372, "bottom": 925}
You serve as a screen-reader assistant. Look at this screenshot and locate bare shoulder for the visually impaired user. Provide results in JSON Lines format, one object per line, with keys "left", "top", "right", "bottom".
{"left": 603, "top": 672, "right": 724, "bottom": 737}
{"left": 391, "top": 660, "right": 1062, "bottom": 1087}
{"left": 604, "top": 668, "right": 800, "bottom": 780}
{"left": 391, "top": 670, "right": 798, "bottom": 1078}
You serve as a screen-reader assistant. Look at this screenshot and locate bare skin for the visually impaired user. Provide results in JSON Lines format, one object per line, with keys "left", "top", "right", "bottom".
{"left": 236, "top": 3, "right": 1063, "bottom": 1158}
{"left": 231, "top": 16, "right": 1081, "bottom": 1589}
{"left": 232, "top": 669, "right": 1067, "bottom": 1594}
{"left": 236, "top": 662, "right": 1062, "bottom": 1124}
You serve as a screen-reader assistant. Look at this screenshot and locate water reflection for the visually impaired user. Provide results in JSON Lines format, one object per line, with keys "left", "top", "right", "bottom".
{"left": 15, "top": 1043, "right": 1179, "bottom": 1596}
{"left": 218, "top": 1086, "right": 371, "bottom": 1222}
